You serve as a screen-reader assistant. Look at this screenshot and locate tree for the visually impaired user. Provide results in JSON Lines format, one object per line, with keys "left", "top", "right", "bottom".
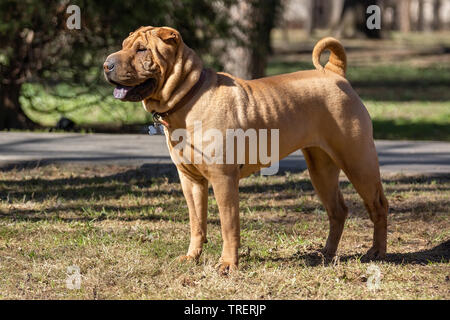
{"left": 0, "top": 1, "right": 66, "bottom": 129}
{"left": 0, "top": 0, "right": 232, "bottom": 130}
{"left": 221, "top": 0, "right": 282, "bottom": 80}
{"left": 417, "top": 0, "right": 425, "bottom": 31}
{"left": 397, "top": 0, "right": 411, "bottom": 33}
{"left": 335, "top": 0, "right": 383, "bottom": 38}
{"left": 432, "top": 0, "right": 442, "bottom": 31}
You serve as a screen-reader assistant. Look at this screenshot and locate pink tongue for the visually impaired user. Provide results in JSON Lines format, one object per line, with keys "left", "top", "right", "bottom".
{"left": 113, "top": 86, "right": 132, "bottom": 100}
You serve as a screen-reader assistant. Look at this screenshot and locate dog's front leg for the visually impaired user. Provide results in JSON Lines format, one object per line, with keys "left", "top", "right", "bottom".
{"left": 211, "top": 173, "right": 240, "bottom": 274}
{"left": 178, "top": 171, "right": 208, "bottom": 262}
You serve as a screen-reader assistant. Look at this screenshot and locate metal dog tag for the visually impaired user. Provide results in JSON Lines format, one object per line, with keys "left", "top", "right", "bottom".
{"left": 148, "top": 124, "right": 160, "bottom": 135}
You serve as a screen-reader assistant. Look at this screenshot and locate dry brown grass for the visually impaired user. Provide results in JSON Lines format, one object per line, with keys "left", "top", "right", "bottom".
{"left": 0, "top": 164, "right": 448, "bottom": 299}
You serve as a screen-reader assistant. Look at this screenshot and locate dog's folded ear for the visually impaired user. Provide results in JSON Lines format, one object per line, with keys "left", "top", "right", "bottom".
{"left": 155, "top": 27, "right": 180, "bottom": 45}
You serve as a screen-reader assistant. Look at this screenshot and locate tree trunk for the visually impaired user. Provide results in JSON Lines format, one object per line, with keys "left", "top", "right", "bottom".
{"left": 222, "top": 0, "right": 280, "bottom": 80}
{"left": 0, "top": 83, "right": 36, "bottom": 130}
{"left": 417, "top": 0, "right": 425, "bottom": 31}
{"left": 305, "top": 0, "right": 315, "bottom": 35}
{"left": 398, "top": 0, "right": 411, "bottom": 32}
{"left": 336, "top": 0, "right": 382, "bottom": 39}
{"left": 222, "top": 1, "right": 252, "bottom": 80}
{"left": 432, "top": 0, "right": 442, "bottom": 30}
{"left": 328, "top": 0, "right": 345, "bottom": 32}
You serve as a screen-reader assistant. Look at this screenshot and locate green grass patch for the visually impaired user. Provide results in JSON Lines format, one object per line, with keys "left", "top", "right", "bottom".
{"left": 366, "top": 101, "right": 450, "bottom": 140}
{"left": 20, "top": 83, "right": 153, "bottom": 127}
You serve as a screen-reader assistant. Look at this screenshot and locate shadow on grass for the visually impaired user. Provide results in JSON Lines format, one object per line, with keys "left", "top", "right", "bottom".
{"left": 0, "top": 203, "right": 223, "bottom": 227}
{"left": 1, "top": 164, "right": 449, "bottom": 200}
{"left": 0, "top": 164, "right": 315, "bottom": 202}
{"left": 253, "top": 240, "right": 450, "bottom": 266}
{"left": 0, "top": 164, "right": 181, "bottom": 200}
{"left": 1, "top": 165, "right": 449, "bottom": 221}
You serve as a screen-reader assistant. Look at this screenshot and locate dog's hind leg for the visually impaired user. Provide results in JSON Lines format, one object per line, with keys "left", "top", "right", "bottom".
{"left": 329, "top": 141, "right": 388, "bottom": 259}
{"left": 302, "top": 147, "right": 348, "bottom": 258}
{"left": 178, "top": 171, "right": 209, "bottom": 262}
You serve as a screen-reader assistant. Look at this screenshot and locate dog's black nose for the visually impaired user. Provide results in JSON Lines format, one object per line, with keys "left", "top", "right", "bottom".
{"left": 103, "top": 60, "right": 115, "bottom": 73}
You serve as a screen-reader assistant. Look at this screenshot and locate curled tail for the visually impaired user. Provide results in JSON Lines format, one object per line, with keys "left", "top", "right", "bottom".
{"left": 312, "top": 37, "right": 347, "bottom": 77}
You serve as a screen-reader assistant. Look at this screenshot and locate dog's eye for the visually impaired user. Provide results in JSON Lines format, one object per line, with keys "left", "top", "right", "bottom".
{"left": 137, "top": 47, "right": 147, "bottom": 53}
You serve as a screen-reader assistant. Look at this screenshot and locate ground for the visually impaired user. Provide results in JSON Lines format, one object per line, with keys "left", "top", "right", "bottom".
{"left": 0, "top": 164, "right": 448, "bottom": 299}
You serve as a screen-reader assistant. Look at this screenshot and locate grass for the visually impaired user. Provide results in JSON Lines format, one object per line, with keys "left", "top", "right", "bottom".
{"left": 20, "top": 83, "right": 153, "bottom": 128}
{"left": 0, "top": 164, "right": 448, "bottom": 299}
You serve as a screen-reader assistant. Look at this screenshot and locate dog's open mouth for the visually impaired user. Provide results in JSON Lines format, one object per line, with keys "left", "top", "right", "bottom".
{"left": 113, "top": 78, "right": 156, "bottom": 102}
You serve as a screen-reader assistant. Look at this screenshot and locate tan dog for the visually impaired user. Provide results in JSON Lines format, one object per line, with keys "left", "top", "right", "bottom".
{"left": 104, "top": 26, "right": 388, "bottom": 273}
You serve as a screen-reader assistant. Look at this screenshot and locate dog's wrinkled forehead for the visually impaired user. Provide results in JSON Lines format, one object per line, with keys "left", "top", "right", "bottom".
{"left": 122, "top": 26, "right": 154, "bottom": 48}
{"left": 122, "top": 26, "right": 180, "bottom": 50}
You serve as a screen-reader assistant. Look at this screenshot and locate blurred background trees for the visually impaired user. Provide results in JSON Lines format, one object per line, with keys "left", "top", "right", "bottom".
{"left": 1, "top": 0, "right": 449, "bottom": 132}
{"left": 282, "top": 0, "right": 447, "bottom": 38}
{"left": 0, "top": 0, "right": 232, "bottom": 130}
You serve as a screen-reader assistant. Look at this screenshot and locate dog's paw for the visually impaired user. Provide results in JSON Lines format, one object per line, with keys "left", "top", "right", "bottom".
{"left": 364, "top": 246, "right": 386, "bottom": 260}
{"left": 218, "top": 262, "right": 238, "bottom": 276}
{"left": 320, "top": 247, "right": 335, "bottom": 257}
{"left": 177, "top": 255, "right": 198, "bottom": 264}
{"left": 320, "top": 247, "right": 336, "bottom": 261}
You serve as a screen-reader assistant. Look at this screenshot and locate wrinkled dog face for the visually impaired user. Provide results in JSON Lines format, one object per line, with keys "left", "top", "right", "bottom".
{"left": 104, "top": 26, "right": 180, "bottom": 102}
